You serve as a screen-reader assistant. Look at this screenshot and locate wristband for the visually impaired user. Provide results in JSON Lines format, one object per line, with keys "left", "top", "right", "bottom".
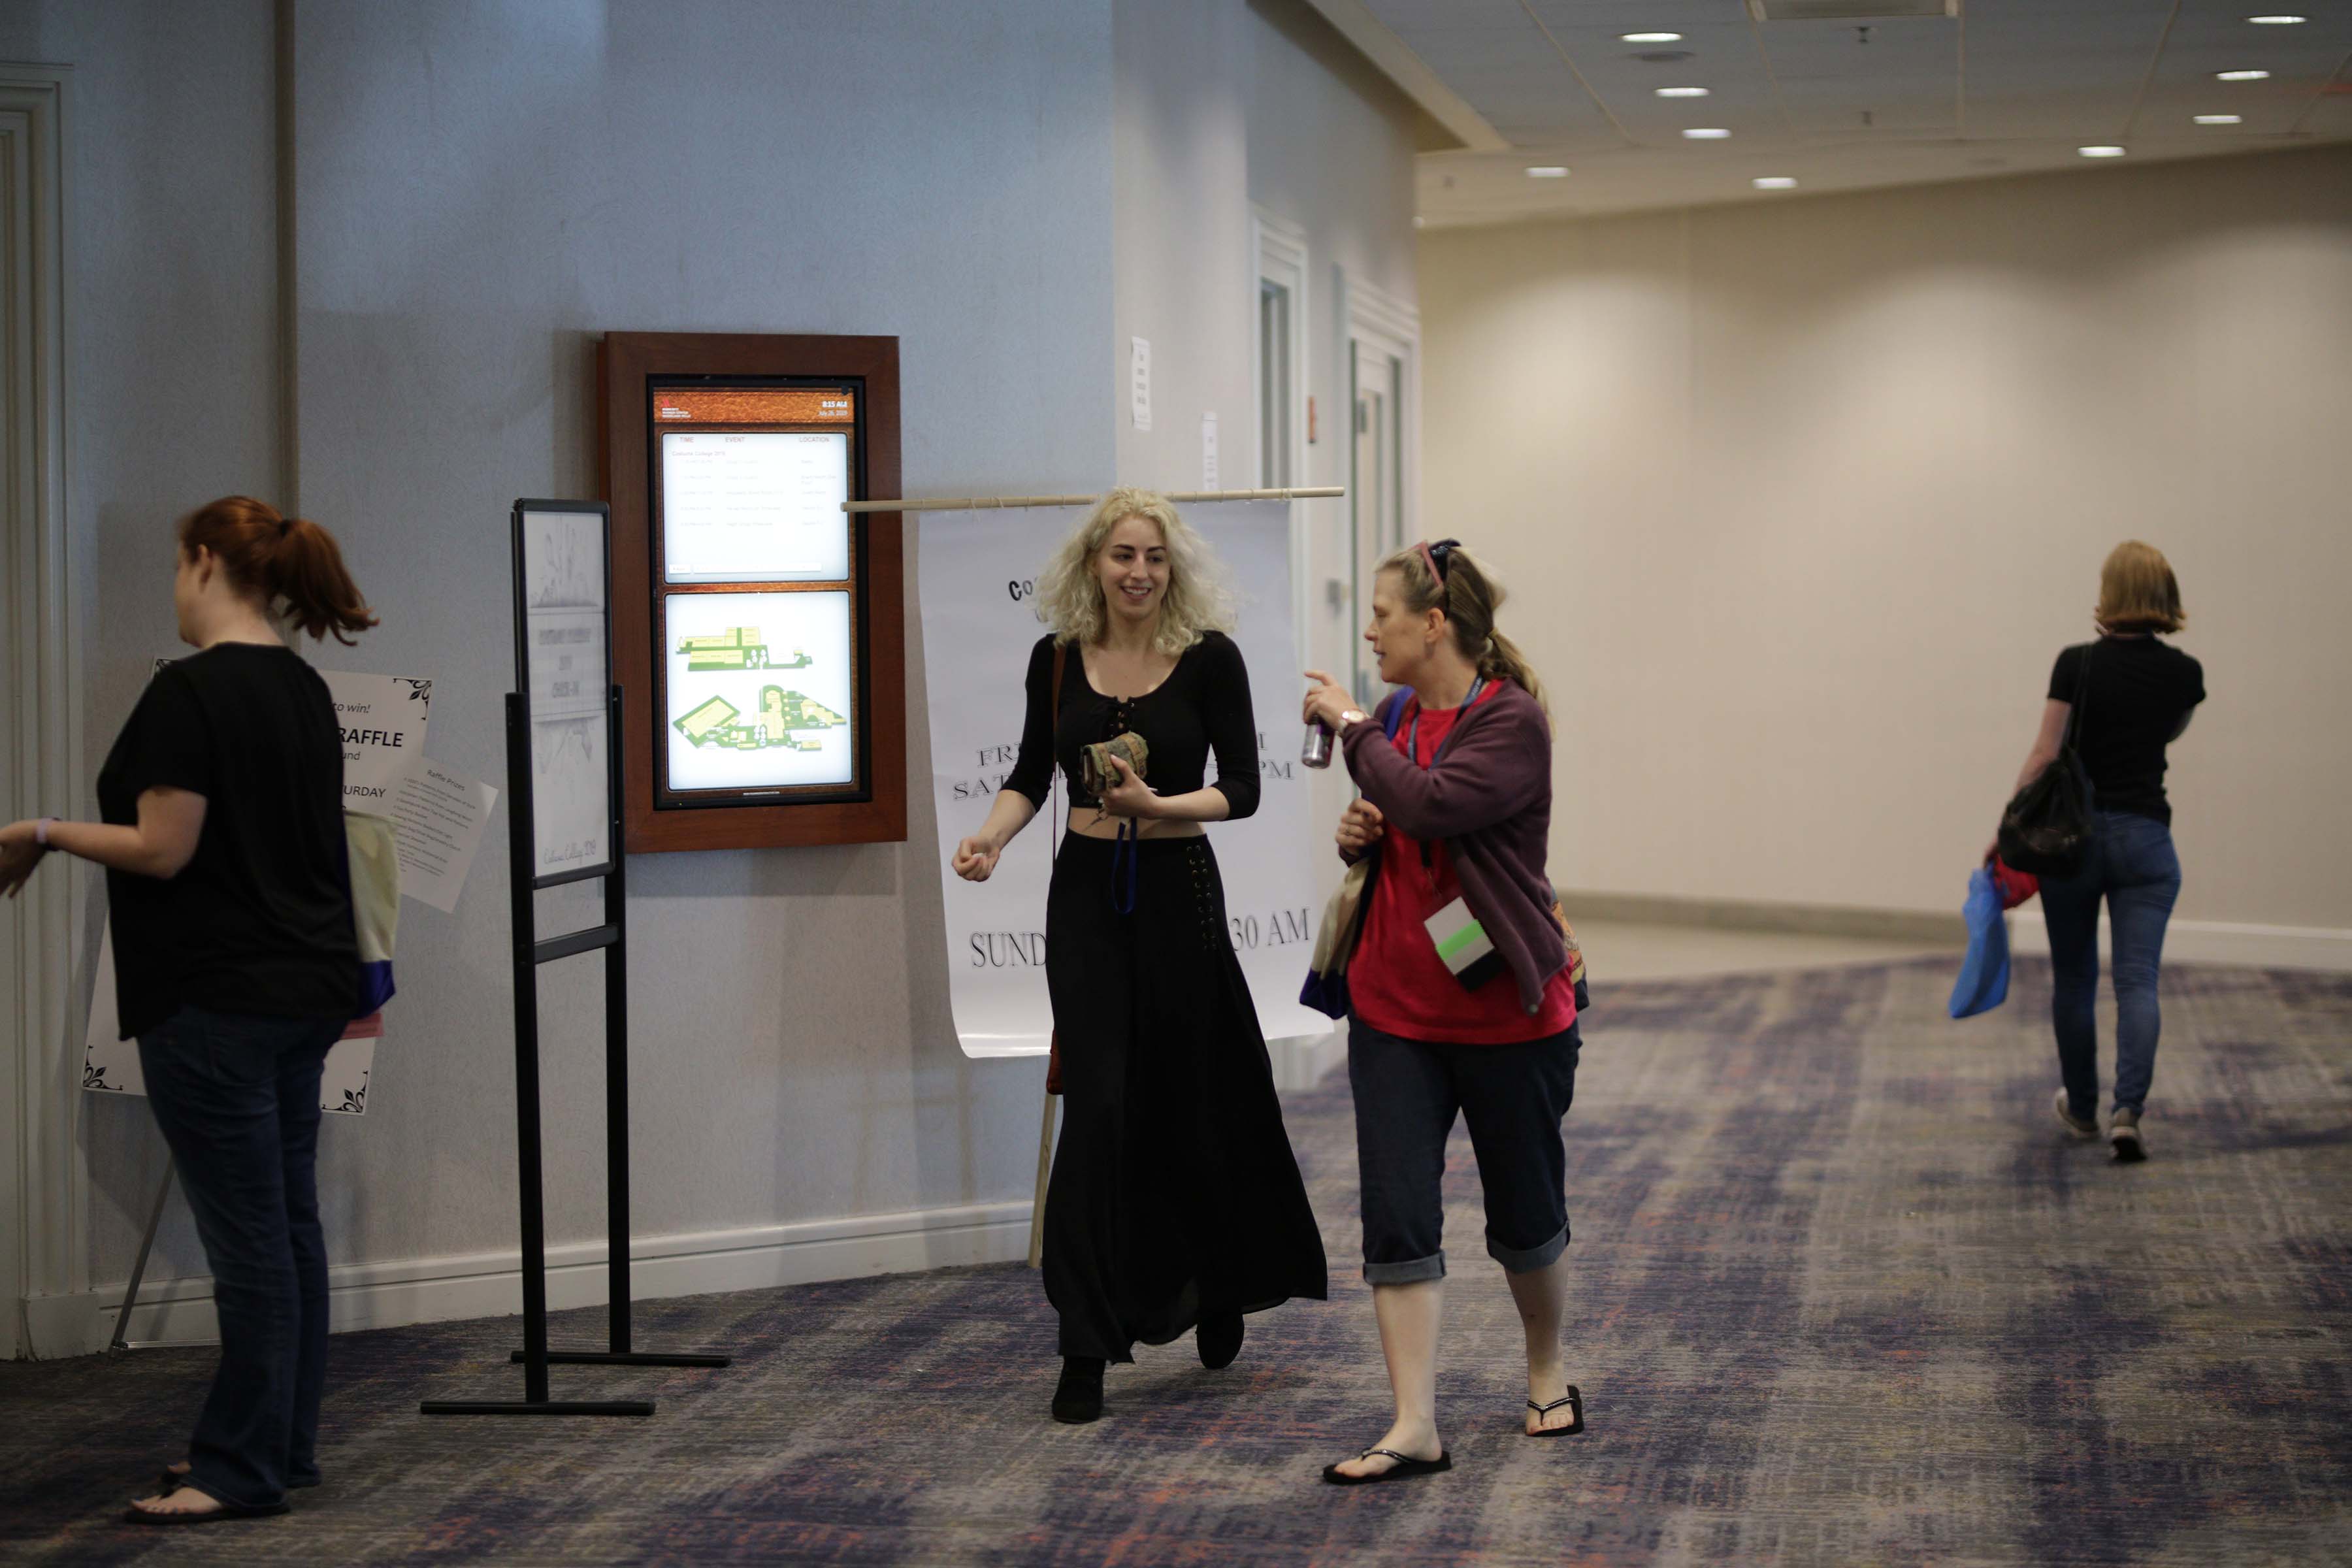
{"left": 35, "top": 817, "right": 56, "bottom": 847}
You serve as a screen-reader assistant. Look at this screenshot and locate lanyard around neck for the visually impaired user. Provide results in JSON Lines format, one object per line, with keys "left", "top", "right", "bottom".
{"left": 1403, "top": 677, "right": 1484, "bottom": 888}
{"left": 1403, "top": 677, "right": 1485, "bottom": 767}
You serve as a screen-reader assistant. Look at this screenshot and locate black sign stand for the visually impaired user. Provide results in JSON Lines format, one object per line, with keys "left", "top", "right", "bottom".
{"left": 421, "top": 502, "right": 729, "bottom": 1418}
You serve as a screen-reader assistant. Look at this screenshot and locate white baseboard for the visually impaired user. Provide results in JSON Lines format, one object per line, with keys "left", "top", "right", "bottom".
{"left": 1561, "top": 885, "right": 2351, "bottom": 975}
{"left": 21, "top": 1199, "right": 1033, "bottom": 1360}
{"left": 2007, "top": 911, "right": 2352, "bottom": 972}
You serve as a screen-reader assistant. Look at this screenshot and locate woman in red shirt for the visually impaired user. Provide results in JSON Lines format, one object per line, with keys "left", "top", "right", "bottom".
{"left": 1302, "top": 539, "right": 1583, "bottom": 1484}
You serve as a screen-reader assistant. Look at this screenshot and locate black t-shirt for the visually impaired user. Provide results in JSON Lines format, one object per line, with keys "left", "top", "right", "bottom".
{"left": 96, "top": 644, "right": 359, "bottom": 1039}
{"left": 1004, "top": 630, "right": 1260, "bottom": 819}
{"left": 2048, "top": 636, "right": 2206, "bottom": 825}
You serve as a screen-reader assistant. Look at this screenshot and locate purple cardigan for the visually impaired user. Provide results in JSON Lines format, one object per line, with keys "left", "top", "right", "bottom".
{"left": 1339, "top": 681, "right": 1568, "bottom": 1016}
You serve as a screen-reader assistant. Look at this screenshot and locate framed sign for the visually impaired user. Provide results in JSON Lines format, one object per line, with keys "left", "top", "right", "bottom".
{"left": 600, "top": 333, "right": 906, "bottom": 852}
{"left": 512, "top": 500, "right": 616, "bottom": 883}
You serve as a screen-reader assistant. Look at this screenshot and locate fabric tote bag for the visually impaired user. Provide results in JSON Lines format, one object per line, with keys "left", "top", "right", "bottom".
{"left": 1948, "top": 862, "right": 2012, "bottom": 1019}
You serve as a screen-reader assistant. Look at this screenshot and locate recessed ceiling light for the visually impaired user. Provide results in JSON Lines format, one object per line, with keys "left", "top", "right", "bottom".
{"left": 2215, "top": 69, "right": 2271, "bottom": 80}
{"left": 1525, "top": 165, "right": 1569, "bottom": 178}
{"left": 1622, "top": 33, "right": 1684, "bottom": 44}
{"left": 1682, "top": 127, "right": 1732, "bottom": 140}
{"left": 2194, "top": 114, "right": 2244, "bottom": 124}
{"left": 1754, "top": 176, "right": 1798, "bottom": 190}
{"left": 2078, "top": 145, "right": 2128, "bottom": 157}
{"left": 1656, "top": 86, "right": 1711, "bottom": 98}
{"left": 2246, "top": 15, "right": 2306, "bottom": 23}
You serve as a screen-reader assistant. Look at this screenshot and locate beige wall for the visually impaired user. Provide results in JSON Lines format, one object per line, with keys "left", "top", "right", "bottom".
{"left": 1421, "top": 145, "right": 2352, "bottom": 933}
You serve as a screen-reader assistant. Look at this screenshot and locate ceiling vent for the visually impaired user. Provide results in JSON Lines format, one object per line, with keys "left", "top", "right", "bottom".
{"left": 1746, "top": 0, "right": 1958, "bottom": 18}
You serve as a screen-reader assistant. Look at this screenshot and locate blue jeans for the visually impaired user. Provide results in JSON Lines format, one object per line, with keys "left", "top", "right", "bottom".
{"left": 137, "top": 1007, "right": 345, "bottom": 1509}
{"left": 1347, "top": 1018, "right": 1580, "bottom": 1284}
{"left": 2039, "top": 811, "right": 2181, "bottom": 1120}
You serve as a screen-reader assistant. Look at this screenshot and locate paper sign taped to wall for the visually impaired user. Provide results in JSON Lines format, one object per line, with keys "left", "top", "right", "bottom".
{"left": 83, "top": 661, "right": 442, "bottom": 1111}
{"left": 321, "top": 670, "right": 434, "bottom": 806}
{"left": 80, "top": 932, "right": 378, "bottom": 1115}
{"left": 391, "top": 757, "right": 497, "bottom": 913}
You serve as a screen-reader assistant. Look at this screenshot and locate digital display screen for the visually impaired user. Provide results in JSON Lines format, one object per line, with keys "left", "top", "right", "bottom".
{"left": 663, "top": 590, "right": 856, "bottom": 794}
{"left": 649, "top": 381, "right": 864, "bottom": 805}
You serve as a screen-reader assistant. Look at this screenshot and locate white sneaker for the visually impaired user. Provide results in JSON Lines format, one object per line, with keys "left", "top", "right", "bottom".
{"left": 2110, "top": 1107, "right": 2147, "bottom": 1163}
{"left": 2053, "top": 1088, "right": 2099, "bottom": 1140}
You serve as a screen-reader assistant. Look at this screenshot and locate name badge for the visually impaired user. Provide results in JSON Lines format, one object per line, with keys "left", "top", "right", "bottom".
{"left": 1424, "top": 896, "right": 1503, "bottom": 990}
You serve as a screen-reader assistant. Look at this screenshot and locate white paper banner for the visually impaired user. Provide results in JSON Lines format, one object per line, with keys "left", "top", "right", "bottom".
{"left": 920, "top": 500, "right": 1331, "bottom": 1058}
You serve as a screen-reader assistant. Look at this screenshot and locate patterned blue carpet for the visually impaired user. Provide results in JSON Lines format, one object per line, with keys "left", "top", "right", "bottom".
{"left": 3, "top": 955, "right": 2348, "bottom": 1565}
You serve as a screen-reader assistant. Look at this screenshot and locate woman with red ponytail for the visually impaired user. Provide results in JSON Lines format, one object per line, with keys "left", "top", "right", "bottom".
{"left": 0, "top": 497, "right": 377, "bottom": 1524}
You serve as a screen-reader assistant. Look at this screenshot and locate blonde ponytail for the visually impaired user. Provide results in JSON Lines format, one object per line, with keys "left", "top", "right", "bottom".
{"left": 1477, "top": 626, "right": 1546, "bottom": 714}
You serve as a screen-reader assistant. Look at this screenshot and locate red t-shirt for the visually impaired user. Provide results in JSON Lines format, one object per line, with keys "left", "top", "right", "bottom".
{"left": 1348, "top": 684, "right": 1578, "bottom": 1045}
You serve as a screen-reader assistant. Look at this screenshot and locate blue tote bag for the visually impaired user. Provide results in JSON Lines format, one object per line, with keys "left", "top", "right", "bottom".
{"left": 1948, "top": 864, "right": 2011, "bottom": 1019}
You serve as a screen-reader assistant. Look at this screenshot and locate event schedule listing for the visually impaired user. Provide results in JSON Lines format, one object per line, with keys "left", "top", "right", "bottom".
{"left": 662, "top": 431, "right": 850, "bottom": 583}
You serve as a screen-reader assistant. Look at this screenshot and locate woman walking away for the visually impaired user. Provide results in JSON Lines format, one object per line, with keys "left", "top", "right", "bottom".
{"left": 1301, "top": 538, "right": 1584, "bottom": 1486}
{"left": 1, "top": 497, "right": 376, "bottom": 1523}
{"left": 2014, "top": 541, "right": 2204, "bottom": 1162}
{"left": 951, "top": 488, "right": 1326, "bottom": 1424}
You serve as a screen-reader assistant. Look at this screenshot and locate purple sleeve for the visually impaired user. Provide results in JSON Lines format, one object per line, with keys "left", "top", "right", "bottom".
{"left": 1339, "top": 695, "right": 1546, "bottom": 841}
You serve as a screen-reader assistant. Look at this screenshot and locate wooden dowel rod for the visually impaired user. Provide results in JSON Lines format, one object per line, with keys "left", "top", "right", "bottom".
{"left": 843, "top": 485, "right": 1345, "bottom": 515}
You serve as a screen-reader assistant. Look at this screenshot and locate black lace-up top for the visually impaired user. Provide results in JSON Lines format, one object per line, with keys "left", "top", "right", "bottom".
{"left": 1004, "top": 631, "right": 1261, "bottom": 819}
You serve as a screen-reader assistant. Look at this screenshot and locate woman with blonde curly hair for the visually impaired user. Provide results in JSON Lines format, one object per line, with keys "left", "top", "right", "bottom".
{"left": 953, "top": 488, "right": 1326, "bottom": 1424}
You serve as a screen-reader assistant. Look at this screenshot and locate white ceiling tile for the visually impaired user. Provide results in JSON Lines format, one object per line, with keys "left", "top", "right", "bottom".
{"left": 1339, "top": 0, "right": 2352, "bottom": 223}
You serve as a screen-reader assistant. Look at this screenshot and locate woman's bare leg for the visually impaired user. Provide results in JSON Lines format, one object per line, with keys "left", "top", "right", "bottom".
{"left": 1507, "top": 1256, "right": 1576, "bottom": 1432}
{"left": 1331, "top": 1279, "right": 1446, "bottom": 1478}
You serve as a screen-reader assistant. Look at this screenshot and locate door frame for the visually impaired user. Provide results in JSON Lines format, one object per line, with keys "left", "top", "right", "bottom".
{"left": 1337, "top": 269, "right": 1419, "bottom": 704}
{"left": 1250, "top": 206, "right": 1311, "bottom": 669}
{"left": 0, "top": 65, "right": 76, "bottom": 1361}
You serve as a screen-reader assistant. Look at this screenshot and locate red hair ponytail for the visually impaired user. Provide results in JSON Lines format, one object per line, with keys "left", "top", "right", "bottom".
{"left": 178, "top": 496, "right": 378, "bottom": 644}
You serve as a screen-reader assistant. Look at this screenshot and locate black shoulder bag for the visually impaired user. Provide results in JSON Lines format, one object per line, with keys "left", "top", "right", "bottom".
{"left": 1997, "top": 644, "right": 2097, "bottom": 876}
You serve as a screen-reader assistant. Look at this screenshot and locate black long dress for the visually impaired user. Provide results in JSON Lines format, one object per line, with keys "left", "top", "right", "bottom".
{"left": 1006, "top": 631, "right": 1328, "bottom": 1361}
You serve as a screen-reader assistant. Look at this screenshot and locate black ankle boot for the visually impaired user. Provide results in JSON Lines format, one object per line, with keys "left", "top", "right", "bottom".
{"left": 1196, "top": 1311, "right": 1244, "bottom": 1370}
{"left": 1052, "top": 1356, "right": 1105, "bottom": 1423}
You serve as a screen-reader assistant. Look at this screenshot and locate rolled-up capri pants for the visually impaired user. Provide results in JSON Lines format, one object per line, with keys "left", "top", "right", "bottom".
{"left": 1347, "top": 1017, "right": 1581, "bottom": 1283}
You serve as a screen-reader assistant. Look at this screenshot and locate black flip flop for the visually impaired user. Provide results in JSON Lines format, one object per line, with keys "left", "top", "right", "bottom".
{"left": 1527, "top": 1385, "right": 1585, "bottom": 1437}
{"left": 1322, "top": 1446, "right": 1453, "bottom": 1485}
{"left": 158, "top": 1465, "right": 317, "bottom": 1494}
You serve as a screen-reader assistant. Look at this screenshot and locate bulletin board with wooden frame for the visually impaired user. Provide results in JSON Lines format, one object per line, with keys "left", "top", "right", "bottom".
{"left": 598, "top": 332, "right": 906, "bottom": 852}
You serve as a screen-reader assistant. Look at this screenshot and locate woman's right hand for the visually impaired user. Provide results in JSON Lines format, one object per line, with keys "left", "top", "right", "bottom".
{"left": 0, "top": 821, "right": 46, "bottom": 899}
{"left": 952, "top": 834, "right": 1003, "bottom": 882}
{"left": 1335, "top": 798, "right": 1384, "bottom": 857}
